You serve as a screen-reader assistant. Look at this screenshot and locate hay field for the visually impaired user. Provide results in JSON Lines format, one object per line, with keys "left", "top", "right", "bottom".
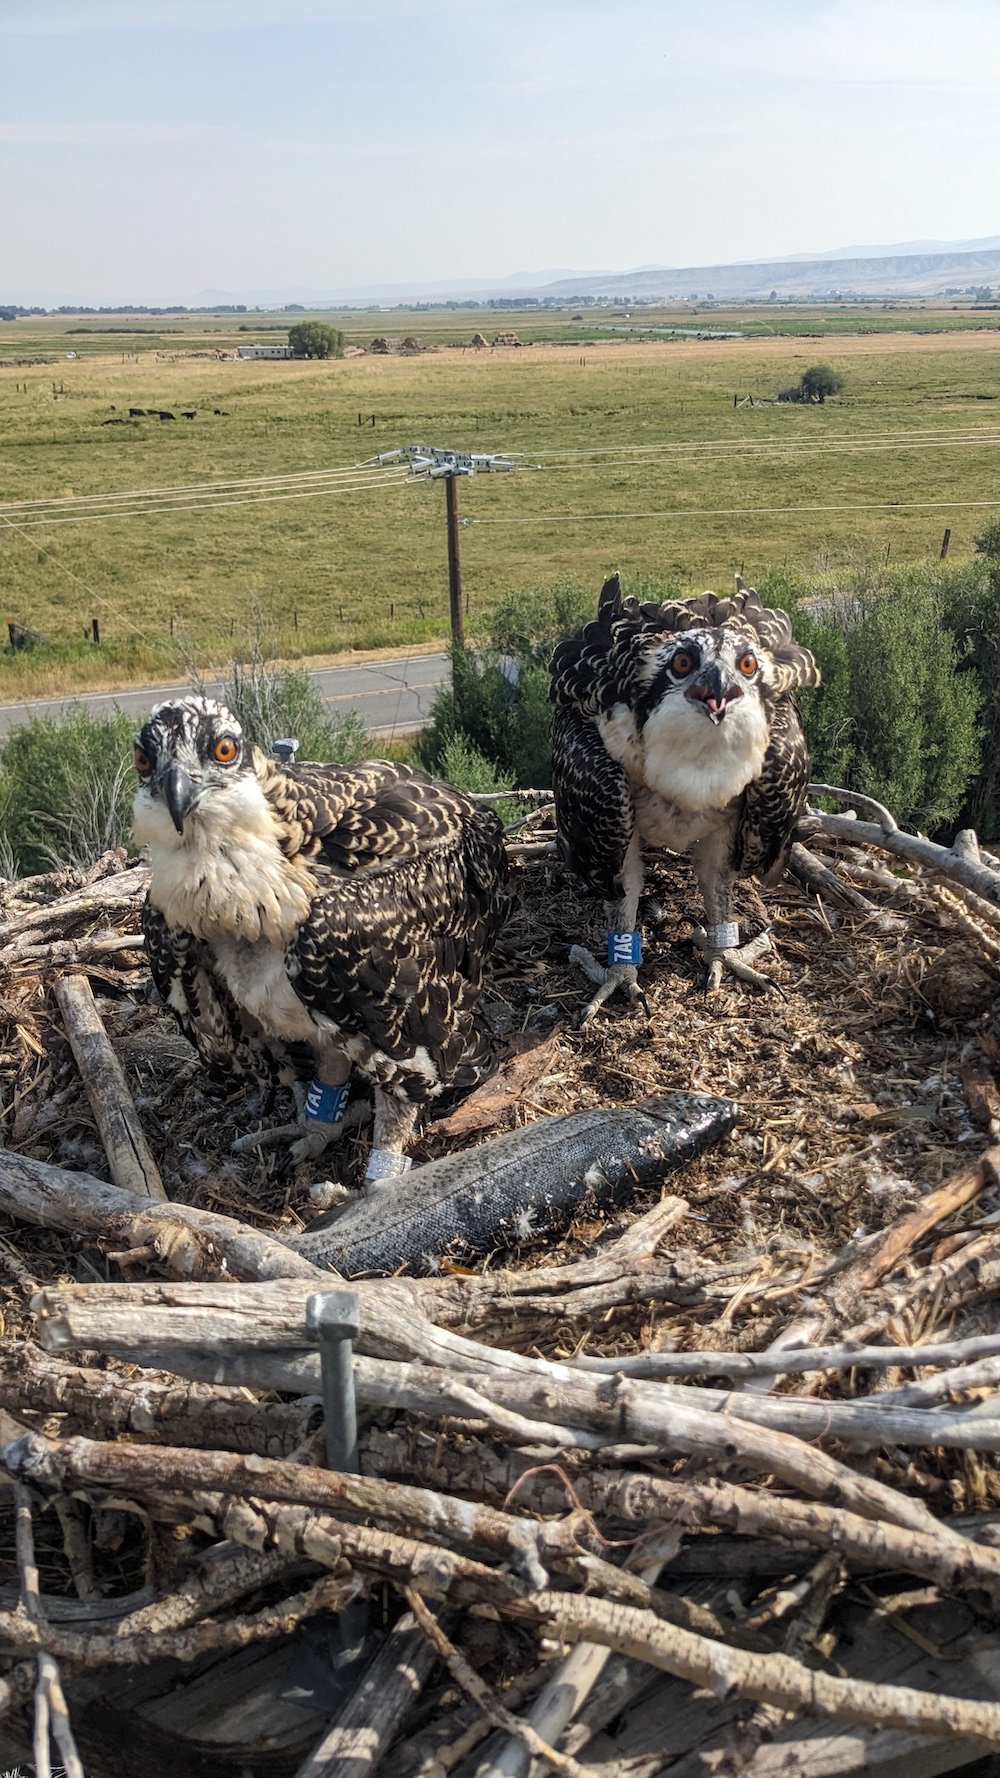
{"left": 2, "top": 310, "right": 1000, "bottom": 696}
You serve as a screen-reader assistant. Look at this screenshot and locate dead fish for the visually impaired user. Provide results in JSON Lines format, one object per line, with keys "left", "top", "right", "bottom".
{"left": 284, "top": 1091, "right": 736, "bottom": 1277}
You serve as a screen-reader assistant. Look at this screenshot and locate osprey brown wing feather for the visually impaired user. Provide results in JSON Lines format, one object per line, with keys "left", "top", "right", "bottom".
{"left": 259, "top": 759, "right": 511, "bottom": 1101}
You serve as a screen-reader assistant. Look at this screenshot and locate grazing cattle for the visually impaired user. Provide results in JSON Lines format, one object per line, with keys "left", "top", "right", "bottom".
{"left": 158, "top": 410, "right": 175, "bottom": 420}
{"left": 181, "top": 410, "right": 196, "bottom": 419}
{"left": 129, "top": 408, "right": 145, "bottom": 418}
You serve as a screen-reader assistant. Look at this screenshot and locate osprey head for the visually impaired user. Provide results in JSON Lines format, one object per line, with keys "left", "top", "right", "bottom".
{"left": 133, "top": 696, "right": 249, "bottom": 835}
{"left": 635, "top": 625, "right": 765, "bottom": 730}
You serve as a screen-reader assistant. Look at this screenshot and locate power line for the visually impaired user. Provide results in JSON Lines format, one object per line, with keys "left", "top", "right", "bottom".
{"left": 0, "top": 456, "right": 390, "bottom": 516}
{"left": 533, "top": 436, "right": 1000, "bottom": 473}
{"left": 526, "top": 422, "right": 1000, "bottom": 462}
{"left": 0, "top": 469, "right": 411, "bottom": 529}
{"left": 470, "top": 495, "right": 1000, "bottom": 528}
{"left": 0, "top": 514, "right": 153, "bottom": 640}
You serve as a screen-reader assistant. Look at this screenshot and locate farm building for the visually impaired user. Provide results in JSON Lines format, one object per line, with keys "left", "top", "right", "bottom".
{"left": 236, "top": 341, "right": 293, "bottom": 360}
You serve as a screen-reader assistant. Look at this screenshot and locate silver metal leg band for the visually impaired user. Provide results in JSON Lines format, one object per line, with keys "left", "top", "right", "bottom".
{"left": 708, "top": 921, "right": 740, "bottom": 951}
{"left": 364, "top": 1148, "right": 413, "bottom": 1182}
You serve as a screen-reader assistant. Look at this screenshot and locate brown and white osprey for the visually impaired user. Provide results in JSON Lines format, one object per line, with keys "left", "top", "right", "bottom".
{"left": 549, "top": 575, "right": 820, "bottom": 1022}
{"left": 133, "top": 697, "right": 510, "bottom": 1179}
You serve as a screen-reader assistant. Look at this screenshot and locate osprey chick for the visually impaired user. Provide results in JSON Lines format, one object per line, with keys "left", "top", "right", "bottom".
{"left": 550, "top": 575, "right": 819, "bottom": 1022}
{"left": 133, "top": 697, "right": 510, "bottom": 1179}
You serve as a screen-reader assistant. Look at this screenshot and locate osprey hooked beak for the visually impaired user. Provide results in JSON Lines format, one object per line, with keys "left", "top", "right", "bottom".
{"left": 685, "top": 662, "right": 743, "bottom": 726}
{"left": 161, "top": 763, "right": 200, "bottom": 834}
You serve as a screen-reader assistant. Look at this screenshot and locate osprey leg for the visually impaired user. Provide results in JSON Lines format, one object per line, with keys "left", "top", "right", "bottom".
{"left": 364, "top": 1091, "right": 419, "bottom": 1188}
{"left": 570, "top": 834, "right": 649, "bottom": 1028}
{"left": 288, "top": 1053, "right": 353, "bottom": 1165}
{"left": 692, "top": 835, "right": 783, "bottom": 996}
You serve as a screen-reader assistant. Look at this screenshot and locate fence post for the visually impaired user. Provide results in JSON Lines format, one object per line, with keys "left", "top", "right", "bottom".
{"left": 940, "top": 528, "right": 951, "bottom": 560}
{"left": 91, "top": 618, "right": 100, "bottom": 646}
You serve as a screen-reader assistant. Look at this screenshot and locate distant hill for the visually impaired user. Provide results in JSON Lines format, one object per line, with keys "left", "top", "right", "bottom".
{"left": 537, "top": 246, "right": 1000, "bottom": 301}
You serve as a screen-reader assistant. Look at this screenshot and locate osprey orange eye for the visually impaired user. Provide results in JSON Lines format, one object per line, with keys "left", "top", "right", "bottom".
{"left": 671, "top": 650, "right": 695, "bottom": 676}
{"left": 214, "top": 736, "right": 239, "bottom": 764}
{"left": 134, "top": 747, "right": 151, "bottom": 775}
{"left": 738, "top": 651, "right": 758, "bottom": 677}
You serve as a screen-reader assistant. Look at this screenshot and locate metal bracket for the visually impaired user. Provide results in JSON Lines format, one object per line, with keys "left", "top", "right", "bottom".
{"left": 306, "top": 1289, "right": 360, "bottom": 1474}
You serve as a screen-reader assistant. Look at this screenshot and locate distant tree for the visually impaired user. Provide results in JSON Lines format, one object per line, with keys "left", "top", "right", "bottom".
{"left": 0, "top": 307, "right": 17, "bottom": 322}
{"left": 800, "top": 363, "right": 844, "bottom": 403}
{"left": 288, "top": 321, "right": 344, "bottom": 359}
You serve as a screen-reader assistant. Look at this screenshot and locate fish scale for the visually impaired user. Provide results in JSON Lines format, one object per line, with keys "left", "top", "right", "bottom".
{"left": 285, "top": 1092, "right": 737, "bottom": 1277}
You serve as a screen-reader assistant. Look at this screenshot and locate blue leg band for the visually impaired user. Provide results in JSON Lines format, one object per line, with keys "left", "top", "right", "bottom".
{"left": 304, "top": 1081, "right": 350, "bottom": 1124}
{"left": 608, "top": 930, "right": 642, "bottom": 966}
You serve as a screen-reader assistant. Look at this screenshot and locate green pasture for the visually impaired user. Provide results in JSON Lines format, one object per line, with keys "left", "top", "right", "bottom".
{"left": 2, "top": 308, "right": 1000, "bottom": 697}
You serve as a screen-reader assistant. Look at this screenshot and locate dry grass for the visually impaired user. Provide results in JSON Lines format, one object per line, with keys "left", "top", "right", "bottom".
{"left": 4, "top": 323, "right": 1000, "bottom": 699}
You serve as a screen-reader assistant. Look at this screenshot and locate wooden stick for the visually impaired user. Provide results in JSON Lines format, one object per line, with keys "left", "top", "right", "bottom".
{"left": 52, "top": 973, "right": 166, "bottom": 1199}
{"left": 480, "top": 1544, "right": 670, "bottom": 1778}
{"left": 13, "top": 1483, "right": 85, "bottom": 1778}
{"left": 402, "top": 1587, "right": 594, "bottom": 1778}
{"left": 7, "top": 931, "right": 144, "bottom": 972}
{"left": 35, "top": 1462, "right": 1000, "bottom": 1751}
{"left": 571, "top": 1329, "right": 1000, "bottom": 1380}
{"left": 806, "top": 789, "right": 1000, "bottom": 909}
{"left": 0, "top": 862, "right": 149, "bottom": 944}
{"left": 787, "top": 840, "right": 899, "bottom": 925}
{"left": 294, "top": 1611, "right": 437, "bottom": 1778}
{"left": 0, "top": 1342, "right": 323, "bottom": 1457}
{"left": 372, "top": 1428, "right": 1000, "bottom": 1600}
{"left": 0, "top": 1148, "right": 325, "bottom": 1281}
{"left": 849, "top": 1149, "right": 998, "bottom": 1290}
{"left": 0, "top": 1572, "right": 359, "bottom": 1667}
{"left": 12, "top": 1326, "right": 976, "bottom": 1544}
{"left": 734, "top": 1147, "right": 999, "bottom": 1390}
{"left": 36, "top": 1281, "right": 1000, "bottom": 1453}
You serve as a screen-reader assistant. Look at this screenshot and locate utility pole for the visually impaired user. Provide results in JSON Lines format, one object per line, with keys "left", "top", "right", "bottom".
{"left": 445, "top": 471, "right": 463, "bottom": 645}
{"left": 378, "top": 445, "right": 516, "bottom": 648}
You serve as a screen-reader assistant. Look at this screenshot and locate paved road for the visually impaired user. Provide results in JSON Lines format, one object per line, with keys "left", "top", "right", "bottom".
{"left": 0, "top": 652, "right": 450, "bottom": 739}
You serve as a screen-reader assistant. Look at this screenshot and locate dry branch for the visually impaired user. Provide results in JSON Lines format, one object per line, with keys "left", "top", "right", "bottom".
{"left": 53, "top": 972, "right": 166, "bottom": 1198}
{"left": 403, "top": 1587, "right": 593, "bottom": 1778}
{"left": 0, "top": 861, "right": 149, "bottom": 945}
{"left": 0, "top": 1147, "right": 325, "bottom": 1281}
{"left": 0, "top": 1571, "right": 359, "bottom": 1666}
{"left": 806, "top": 786, "right": 1000, "bottom": 908}
{"left": 368, "top": 1430, "right": 1000, "bottom": 1601}
{"left": 295, "top": 1609, "right": 437, "bottom": 1778}
{"left": 0, "top": 1342, "right": 322, "bottom": 1457}
{"left": 21, "top": 1461, "right": 999, "bottom": 1752}
{"left": 23, "top": 1289, "right": 977, "bottom": 1540}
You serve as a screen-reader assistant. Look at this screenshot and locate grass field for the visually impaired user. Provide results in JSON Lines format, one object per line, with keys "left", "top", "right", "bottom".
{"left": 2, "top": 303, "right": 1000, "bottom": 697}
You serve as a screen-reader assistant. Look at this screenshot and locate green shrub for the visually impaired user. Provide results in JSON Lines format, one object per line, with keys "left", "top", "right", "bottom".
{"left": 764, "top": 563, "right": 982, "bottom": 833}
{"left": 0, "top": 705, "right": 137, "bottom": 875}
{"left": 939, "top": 557, "right": 1000, "bottom": 835}
{"left": 189, "top": 616, "right": 371, "bottom": 764}
{"left": 422, "top": 573, "right": 679, "bottom": 789}
{"left": 213, "top": 658, "right": 369, "bottom": 765}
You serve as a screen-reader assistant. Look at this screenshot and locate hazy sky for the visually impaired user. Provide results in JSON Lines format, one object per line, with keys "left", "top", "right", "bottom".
{"left": 2, "top": 0, "right": 1000, "bottom": 304}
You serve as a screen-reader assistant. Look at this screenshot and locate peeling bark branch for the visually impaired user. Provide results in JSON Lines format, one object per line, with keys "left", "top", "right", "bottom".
{"left": 0, "top": 1342, "right": 322, "bottom": 1458}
